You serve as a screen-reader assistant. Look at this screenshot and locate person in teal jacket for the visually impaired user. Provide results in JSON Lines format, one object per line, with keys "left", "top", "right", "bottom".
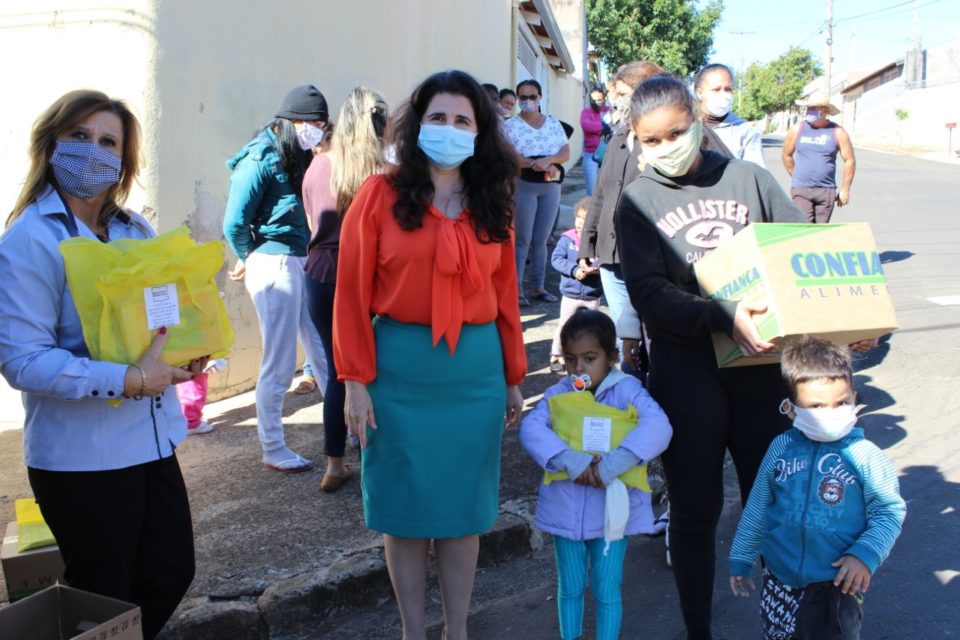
{"left": 222, "top": 84, "right": 330, "bottom": 472}
{"left": 729, "top": 336, "right": 905, "bottom": 640}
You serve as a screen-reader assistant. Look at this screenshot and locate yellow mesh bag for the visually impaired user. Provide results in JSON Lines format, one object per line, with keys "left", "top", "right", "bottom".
{"left": 15, "top": 498, "right": 56, "bottom": 552}
{"left": 544, "top": 391, "right": 651, "bottom": 491}
{"left": 59, "top": 226, "right": 234, "bottom": 388}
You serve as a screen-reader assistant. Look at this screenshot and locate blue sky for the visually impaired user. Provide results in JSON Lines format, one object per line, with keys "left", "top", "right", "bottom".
{"left": 707, "top": 0, "right": 960, "bottom": 79}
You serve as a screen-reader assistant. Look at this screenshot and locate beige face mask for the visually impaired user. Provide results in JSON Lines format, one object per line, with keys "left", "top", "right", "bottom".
{"left": 639, "top": 121, "right": 703, "bottom": 177}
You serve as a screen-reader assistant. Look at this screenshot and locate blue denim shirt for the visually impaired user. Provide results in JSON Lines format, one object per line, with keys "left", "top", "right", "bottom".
{"left": 0, "top": 185, "right": 186, "bottom": 471}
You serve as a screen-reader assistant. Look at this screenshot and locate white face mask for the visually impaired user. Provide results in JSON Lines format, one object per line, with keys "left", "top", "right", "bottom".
{"left": 780, "top": 399, "right": 858, "bottom": 443}
{"left": 296, "top": 122, "right": 325, "bottom": 150}
{"left": 702, "top": 92, "right": 734, "bottom": 118}
{"left": 640, "top": 121, "right": 703, "bottom": 177}
{"left": 610, "top": 95, "right": 632, "bottom": 124}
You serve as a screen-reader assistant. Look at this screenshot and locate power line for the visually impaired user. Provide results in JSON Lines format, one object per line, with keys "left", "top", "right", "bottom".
{"left": 835, "top": 0, "right": 943, "bottom": 23}
{"left": 720, "top": 0, "right": 943, "bottom": 31}
{"left": 796, "top": 22, "right": 827, "bottom": 49}
{"left": 834, "top": 0, "right": 913, "bottom": 23}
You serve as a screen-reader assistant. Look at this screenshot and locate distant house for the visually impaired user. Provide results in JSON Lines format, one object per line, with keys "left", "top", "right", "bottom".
{"left": 841, "top": 38, "right": 960, "bottom": 150}
{"left": 0, "top": 0, "right": 589, "bottom": 398}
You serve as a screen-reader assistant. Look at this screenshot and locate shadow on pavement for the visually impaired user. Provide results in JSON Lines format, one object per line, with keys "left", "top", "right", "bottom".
{"left": 861, "top": 465, "right": 960, "bottom": 638}
{"left": 880, "top": 250, "right": 914, "bottom": 264}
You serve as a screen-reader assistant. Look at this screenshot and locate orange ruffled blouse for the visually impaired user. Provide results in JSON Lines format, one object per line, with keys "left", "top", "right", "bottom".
{"left": 333, "top": 175, "right": 527, "bottom": 386}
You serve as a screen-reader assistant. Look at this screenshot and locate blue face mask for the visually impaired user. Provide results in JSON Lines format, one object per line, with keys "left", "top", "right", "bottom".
{"left": 417, "top": 124, "right": 476, "bottom": 170}
{"left": 50, "top": 140, "right": 121, "bottom": 199}
{"left": 804, "top": 109, "right": 821, "bottom": 124}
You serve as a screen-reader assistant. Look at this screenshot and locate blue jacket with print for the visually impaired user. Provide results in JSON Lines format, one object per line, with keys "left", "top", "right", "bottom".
{"left": 729, "top": 427, "right": 905, "bottom": 587}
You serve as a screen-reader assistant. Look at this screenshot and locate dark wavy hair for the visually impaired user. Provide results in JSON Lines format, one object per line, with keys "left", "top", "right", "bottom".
{"left": 389, "top": 70, "right": 516, "bottom": 243}
{"left": 260, "top": 118, "right": 311, "bottom": 196}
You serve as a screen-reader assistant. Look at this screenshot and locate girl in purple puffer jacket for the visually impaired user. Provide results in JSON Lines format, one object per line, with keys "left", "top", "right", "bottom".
{"left": 520, "top": 309, "right": 672, "bottom": 640}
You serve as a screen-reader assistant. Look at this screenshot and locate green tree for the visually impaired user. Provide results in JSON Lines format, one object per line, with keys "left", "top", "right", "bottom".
{"left": 586, "top": 0, "right": 724, "bottom": 76}
{"left": 734, "top": 63, "right": 768, "bottom": 121}
{"left": 740, "top": 48, "right": 822, "bottom": 121}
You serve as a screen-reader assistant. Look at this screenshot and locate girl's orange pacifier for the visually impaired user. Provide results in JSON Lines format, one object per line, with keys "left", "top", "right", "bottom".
{"left": 571, "top": 373, "right": 592, "bottom": 392}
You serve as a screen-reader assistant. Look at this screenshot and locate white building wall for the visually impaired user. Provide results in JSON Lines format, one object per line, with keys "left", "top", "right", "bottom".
{"left": 0, "top": 2, "right": 160, "bottom": 223}
{"left": 847, "top": 79, "right": 960, "bottom": 151}
{"left": 1, "top": 0, "right": 585, "bottom": 399}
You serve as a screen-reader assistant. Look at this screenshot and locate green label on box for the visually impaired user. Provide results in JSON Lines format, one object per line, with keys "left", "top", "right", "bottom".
{"left": 755, "top": 224, "right": 836, "bottom": 247}
{"left": 790, "top": 251, "right": 887, "bottom": 287}
{"left": 706, "top": 267, "right": 762, "bottom": 300}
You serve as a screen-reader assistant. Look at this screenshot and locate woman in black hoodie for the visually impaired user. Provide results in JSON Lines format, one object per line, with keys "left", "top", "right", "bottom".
{"left": 615, "top": 76, "right": 805, "bottom": 639}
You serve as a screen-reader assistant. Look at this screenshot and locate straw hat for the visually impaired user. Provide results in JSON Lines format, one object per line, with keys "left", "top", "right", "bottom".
{"left": 798, "top": 92, "right": 840, "bottom": 115}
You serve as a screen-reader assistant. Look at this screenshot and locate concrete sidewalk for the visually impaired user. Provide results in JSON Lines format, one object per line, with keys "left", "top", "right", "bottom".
{"left": 0, "top": 168, "right": 595, "bottom": 639}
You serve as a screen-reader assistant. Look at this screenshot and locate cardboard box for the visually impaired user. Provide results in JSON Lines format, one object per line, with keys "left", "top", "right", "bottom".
{"left": 2, "top": 521, "right": 64, "bottom": 602}
{"left": 0, "top": 584, "right": 141, "bottom": 640}
{"left": 694, "top": 223, "right": 898, "bottom": 367}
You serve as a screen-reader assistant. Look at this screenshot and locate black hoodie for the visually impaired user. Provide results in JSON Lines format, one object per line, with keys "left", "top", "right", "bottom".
{"left": 615, "top": 150, "right": 805, "bottom": 348}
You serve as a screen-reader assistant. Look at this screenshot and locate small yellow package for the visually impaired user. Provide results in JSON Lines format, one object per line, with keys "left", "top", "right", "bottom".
{"left": 544, "top": 391, "right": 650, "bottom": 491}
{"left": 59, "top": 225, "right": 234, "bottom": 372}
{"left": 14, "top": 498, "right": 56, "bottom": 553}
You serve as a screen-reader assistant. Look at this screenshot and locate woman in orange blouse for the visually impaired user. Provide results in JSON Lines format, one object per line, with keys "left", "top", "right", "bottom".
{"left": 334, "top": 70, "right": 525, "bottom": 640}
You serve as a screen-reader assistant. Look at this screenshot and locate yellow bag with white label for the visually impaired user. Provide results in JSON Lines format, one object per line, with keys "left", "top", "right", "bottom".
{"left": 15, "top": 498, "right": 56, "bottom": 552}
{"left": 59, "top": 225, "right": 234, "bottom": 377}
{"left": 544, "top": 391, "right": 650, "bottom": 491}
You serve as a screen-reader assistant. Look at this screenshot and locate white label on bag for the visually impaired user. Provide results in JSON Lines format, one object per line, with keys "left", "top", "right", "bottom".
{"left": 144, "top": 283, "right": 180, "bottom": 329}
{"left": 582, "top": 416, "right": 612, "bottom": 453}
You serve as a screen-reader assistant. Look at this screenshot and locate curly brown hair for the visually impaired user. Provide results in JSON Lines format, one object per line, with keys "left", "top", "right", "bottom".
{"left": 388, "top": 70, "right": 517, "bottom": 243}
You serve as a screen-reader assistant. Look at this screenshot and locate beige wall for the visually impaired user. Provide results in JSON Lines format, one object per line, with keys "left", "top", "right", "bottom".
{"left": 0, "top": 2, "right": 159, "bottom": 222}
{"left": 1, "top": 0, "right": 585, "bottom": 400}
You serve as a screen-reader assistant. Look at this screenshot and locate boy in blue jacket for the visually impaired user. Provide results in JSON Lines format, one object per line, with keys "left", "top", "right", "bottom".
{"left": 729, "top": 336, "right": 905, "bottom": 639}
{"left": 549, "top": 197, "right": 602, "bottom": 373}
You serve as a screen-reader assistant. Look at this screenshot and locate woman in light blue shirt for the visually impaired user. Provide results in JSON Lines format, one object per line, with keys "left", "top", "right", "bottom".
{"left": 0, "top": 90, "right": 202, "bottom": 640}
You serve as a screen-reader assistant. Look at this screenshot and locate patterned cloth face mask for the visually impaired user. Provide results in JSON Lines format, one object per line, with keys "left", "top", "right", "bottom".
{"left": 519, "top": 98, "right": 540, "bottom": 114}
{"left": 50, "top": 140, "right": 121, "bottom": 199}
{"left": 296, "top": 122, "right": 325, "bottom": 150}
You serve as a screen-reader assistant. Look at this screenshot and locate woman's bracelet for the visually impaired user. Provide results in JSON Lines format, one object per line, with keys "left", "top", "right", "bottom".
{"left": 126, "top": 363, "right": 146, "bottom": 400}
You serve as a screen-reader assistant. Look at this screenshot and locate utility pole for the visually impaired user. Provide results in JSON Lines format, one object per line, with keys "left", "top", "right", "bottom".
{"left": 730, "top": 30, "right": 754, "bottom": 113}
{"left": 913, "top": 0, "right": 922, "bottom": 88}
{"left": 825, "top": 0, "right": 833, "bottom": 97}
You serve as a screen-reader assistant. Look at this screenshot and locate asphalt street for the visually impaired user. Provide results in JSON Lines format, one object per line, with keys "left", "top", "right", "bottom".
{"left": 0, "top": 142, "right": 957, "bottom": 639}
{"left": 460, "top": 142, "right": 960, "bottom": 640}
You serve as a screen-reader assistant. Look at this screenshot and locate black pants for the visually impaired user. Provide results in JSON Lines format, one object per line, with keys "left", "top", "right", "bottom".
{"left": 647, "top": 340, "right": 790, "bottom": 639}
{"left": 305, "top": 277, "right": 347, "bottom": 457}
{"left": 761, "top": 569, "right": 863, "bottom": 639}
{"left": 28, "top": 455, "right": 195, "bottom": 640}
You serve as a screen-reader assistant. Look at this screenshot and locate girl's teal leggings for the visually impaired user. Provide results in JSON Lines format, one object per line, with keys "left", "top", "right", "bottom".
{"left": 553, "top": 536, "right": 629, "bottom": 640}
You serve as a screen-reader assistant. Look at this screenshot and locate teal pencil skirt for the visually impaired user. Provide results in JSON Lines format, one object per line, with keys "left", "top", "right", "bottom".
{"left": 363, "top": 317, "right": 507, "bottom": 538}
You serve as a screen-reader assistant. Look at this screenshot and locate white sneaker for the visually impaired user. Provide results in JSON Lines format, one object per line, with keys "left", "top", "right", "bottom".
{"left": 187, "top": 420, "right": 214, "bottom": 435}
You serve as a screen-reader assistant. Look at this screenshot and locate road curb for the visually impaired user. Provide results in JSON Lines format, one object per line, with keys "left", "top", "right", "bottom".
{"left": 159, "top": 504, "right": 536, "bottom": 639}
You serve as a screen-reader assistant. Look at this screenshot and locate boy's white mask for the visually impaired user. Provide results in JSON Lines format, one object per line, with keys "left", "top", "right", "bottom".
{"left": 780, "top": 399, "right": 858, "bottom": 443}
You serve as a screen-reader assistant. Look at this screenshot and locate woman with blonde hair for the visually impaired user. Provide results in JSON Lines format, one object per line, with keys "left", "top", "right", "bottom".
{"left": 0, "top": 90, "right": 202, "bottom": 639}
{"left": 303, "top": 86, "right": 388, "bottom": 491}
